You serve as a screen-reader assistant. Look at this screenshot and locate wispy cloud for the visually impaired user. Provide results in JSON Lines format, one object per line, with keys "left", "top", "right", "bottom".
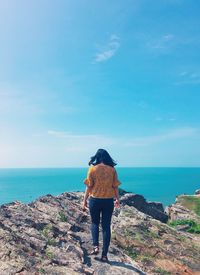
{"left": 48, "top": 130, "right": 116, "bottom": 152}
{"left": 48, "top": 130, "right": 100, "bottom": 139}
{"left": 175, "top": 71, "right": 200, "bottom": 85}
{"left": 94, "top": 34, "right": 120, "bottom": 62}
{"left": 147, "top": 33, "right": 175, "bottom": 53}
{"left": 0, "top": 83, "right": 76, "bottom": 116}
{"left": 123, "top": 127, "right": 197, "bottom": 147}
{"left": 48, "top": 127, "right": 198, "bottom": 151}
{"left": 169, "top": 118, "right": 176, "bottom": 121}
{"left": 155, "top": 117, "right": 163, "bottom": 122}
{"left": 155, "top": 117, "right": 176, "bottom": 122}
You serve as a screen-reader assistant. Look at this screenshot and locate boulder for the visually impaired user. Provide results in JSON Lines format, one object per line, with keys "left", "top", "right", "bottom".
{"left": 120, "top": 193, "right": 168, "bottom": 223}
{"left": 166, "top": 195, "right": 200, "bottom": 224}
{"left": 195, "top": 189, "right": 200, "bottom": 195}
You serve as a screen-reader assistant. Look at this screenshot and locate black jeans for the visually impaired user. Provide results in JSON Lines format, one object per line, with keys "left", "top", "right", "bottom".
{"left": 89, "top": 197, "right": 114, "bottom": 256}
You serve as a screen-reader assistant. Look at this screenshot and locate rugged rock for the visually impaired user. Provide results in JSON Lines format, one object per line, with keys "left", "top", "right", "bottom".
{"left": 0, "top": 193, "right": 145, "bottom": 275}
{"left": 166, "top": 202, "right": 200, "bottom": 225}
{"left": 112, "top": 206, "right": 200, "bottom": 274}
{"left": 166, "top": 194, "right": 200, "bottom": 224}
{"left": 195, "top": 189, "right": 200, "bottom": 195}
{"left": 120, "top": 193, "right": 168, "bottom": 223}
{"left": 0, "top": 192, "right": 200, "bottom": 274}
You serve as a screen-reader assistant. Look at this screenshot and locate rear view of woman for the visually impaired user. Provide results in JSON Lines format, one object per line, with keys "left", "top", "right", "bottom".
{"left": 83, "top": 149, "right": 121, "bottom": 262}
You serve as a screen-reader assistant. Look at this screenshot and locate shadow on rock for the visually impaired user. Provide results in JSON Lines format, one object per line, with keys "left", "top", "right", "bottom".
{"left": 94, "top": 257, "right": 145, "bottom": 274}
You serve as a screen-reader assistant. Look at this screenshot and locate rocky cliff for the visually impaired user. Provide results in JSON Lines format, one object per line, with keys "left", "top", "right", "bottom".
{"left": 166, "top": 193, "right": 200, "bottom": 224}
{"left": 0, "top": 192, "right": 200, "bottom": 275}
{"left": 166, "top": 192, "right": 200, "bottom": 236}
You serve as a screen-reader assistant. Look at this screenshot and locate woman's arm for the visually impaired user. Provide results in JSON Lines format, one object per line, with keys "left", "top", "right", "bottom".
{"left": 82, "top": 186, "right": 92, "bottom": 211}
{"left": 83, "top": 166, "right": 94, "bottom": 211}
{"left": 113, "top": 169, "right": 120, "bottom": 208}
{"left": 113, "top": 187, "right": 120, "bottom": 208}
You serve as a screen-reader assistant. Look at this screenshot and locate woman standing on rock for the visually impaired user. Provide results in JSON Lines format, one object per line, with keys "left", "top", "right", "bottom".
{"left": 83, "top": 149, "right": 121, "bottom": 262}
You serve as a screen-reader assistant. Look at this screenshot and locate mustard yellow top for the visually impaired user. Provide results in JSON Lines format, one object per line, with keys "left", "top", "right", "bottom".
{"left": 84, "top": 163, "right": 121, "bottom": 198}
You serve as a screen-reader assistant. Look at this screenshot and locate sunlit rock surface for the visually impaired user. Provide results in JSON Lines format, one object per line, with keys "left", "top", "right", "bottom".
{"left": 0, "top": 191, "right": 200, "bottom": 274}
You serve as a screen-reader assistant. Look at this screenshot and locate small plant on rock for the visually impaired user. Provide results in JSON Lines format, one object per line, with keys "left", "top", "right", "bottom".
{"left": 59, "top": 211, "right": 68, "bottom": 222}
{"left": 124, "top": 247, "right": 138, "bottom": 259}
{"left": 45, "top": 249, "right": 54, "bottom": 260}
{"left": 154, "top": 267, "right": 171, "bottom": 274}
{"left": 169, "top": 219, "right": 200, "bottom": 234}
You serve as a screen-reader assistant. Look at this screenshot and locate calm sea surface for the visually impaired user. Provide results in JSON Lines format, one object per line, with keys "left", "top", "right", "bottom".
{"left": 0, "top": 168, "right": 200, "bottom": 207}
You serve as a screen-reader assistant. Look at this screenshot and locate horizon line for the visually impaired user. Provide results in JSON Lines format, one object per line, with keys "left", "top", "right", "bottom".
{"left": 0, "top": 166, "right": 200, "bottom": 169}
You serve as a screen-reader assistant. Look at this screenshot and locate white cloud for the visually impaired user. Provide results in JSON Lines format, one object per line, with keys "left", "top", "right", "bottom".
{"left": 48, "top": 130, "right": 101, "bottom": 140}
{"left": 47, "top": 130, "right": 117, "bottom": 152}
{"left": 147, "top": 33, "right": 175, "bottom": 52}
{"left": 1, "top": 127, "right": 199, "bottom": 167}
{"left": 123, "top": 127, "right": 197, "bottom": 147}
{"left": 179, "top": 71, "right": 187, "bottom": 76}
{"left": 0, "top": 82, "right": 76, "bottom": 115}
{"left": 0, "top": 84, "right": 37, "bottom": 114}
{"left": 175, "top": 71, "right": 200, "bottom": 85}
{"left": 48, "top": 127, "right": 197, "bottom": 151}
{"left": 155, "top": 117, "right": 163, "bottom": 121}
{"left": 169, "top": 118, "right": 176, "bottom": 121}
{"left": 155, "top": 117, "right": 176, "bottom": 122}
{"left": 94, "top": 35, "right": 120, "bottom": 62}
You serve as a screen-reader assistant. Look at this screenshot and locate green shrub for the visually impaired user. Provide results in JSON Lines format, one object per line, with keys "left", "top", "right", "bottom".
{"left": 59, "top": 211, "right": 68, "bottom": 222}
{"left": 155, "top": 267, "right": 171, "bottom": 274}
{"left": 39, "top": 268, "right": 45, "bottom": 274}
{"left": 169, "top": 219, "right": 200, "bottom": 234}
{"left": 40, "top": 225, "right": 57, "bottom": 246}
{"left": 124, "top": 247, "right": 138, "bottom": 259}
{"left": 45, "top": 249, "right": 54, "bottom": 260}
{"left": 178, "top": 196, "right": 200, "bottom": 216}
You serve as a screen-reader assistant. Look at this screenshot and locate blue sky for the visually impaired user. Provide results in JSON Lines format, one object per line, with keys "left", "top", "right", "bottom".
{"left": 0, "top": 0, "right": 200, "bottom": 167}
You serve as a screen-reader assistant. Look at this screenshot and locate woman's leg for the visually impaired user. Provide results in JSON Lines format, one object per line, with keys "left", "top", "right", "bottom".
{"left": 101, "top": 199, "right": 114, "bottom": 257}
{"left": 89, "top": 198, "right": 101, "bottom": 247}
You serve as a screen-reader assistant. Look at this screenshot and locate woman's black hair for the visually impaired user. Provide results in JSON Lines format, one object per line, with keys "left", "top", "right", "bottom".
{"left": 88, "top": 148, "right": 117, "bottom": 167}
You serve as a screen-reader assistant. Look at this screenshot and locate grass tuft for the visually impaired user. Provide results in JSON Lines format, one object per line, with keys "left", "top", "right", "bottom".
{"left": 124, "top": 247, "right": 138, "bottom": 259}
{"left": 178, "top": 195, "right": 200, "bottom": 216}
{"left": 169, "top": 219, "right": 200, "bottom": 234}
{"left": 58, "top": 211, "right": 68, "bottom": 222}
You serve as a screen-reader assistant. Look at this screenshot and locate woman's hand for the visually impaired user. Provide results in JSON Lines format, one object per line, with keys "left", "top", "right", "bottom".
{"left": 114, "top": 199, "right": 120, "bottom": 208}
{"left": 82, "top": 200, "right": 88, "bottom": 212}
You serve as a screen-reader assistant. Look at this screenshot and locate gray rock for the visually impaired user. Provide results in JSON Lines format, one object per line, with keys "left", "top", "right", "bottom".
{"left": 195, "top": 189, "right": 200, "bottom": 195}
{"left": 0, "top": 193, "right": 145, "bottom": 275}
{"left": 176, "top": 224, "right": 191, "bottom": 231}
{"left": 1, "top": 191, "right": 200, "bottom": 274}
{"left": 112, "top": 204, "right": 200, "bottom": 274}
{"left": 120, "top": 193, "right": 168, "bottom": 223}
{"left": 166, "top": 196, "right": 200, "bottom": 224}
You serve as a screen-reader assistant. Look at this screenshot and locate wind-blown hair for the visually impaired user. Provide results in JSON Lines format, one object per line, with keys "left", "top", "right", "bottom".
{"left": 88, "top": 149, "right": 117, "bottom": 167}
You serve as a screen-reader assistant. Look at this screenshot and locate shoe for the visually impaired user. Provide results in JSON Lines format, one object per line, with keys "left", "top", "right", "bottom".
{"left": 90, "top": 246, "right": 99, "bottom": 255}
{"left": 100, "top": 255, "right": 109, "bottom": 262}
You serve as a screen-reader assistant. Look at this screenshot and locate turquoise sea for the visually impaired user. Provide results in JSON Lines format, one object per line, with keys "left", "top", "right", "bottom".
{"left": 0, "top": 168, "right": 200, "bottom": 207}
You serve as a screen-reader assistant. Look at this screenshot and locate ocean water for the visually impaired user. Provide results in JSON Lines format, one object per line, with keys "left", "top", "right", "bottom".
{"left": 0, "top": 167, "right": 200, "bottom": 207}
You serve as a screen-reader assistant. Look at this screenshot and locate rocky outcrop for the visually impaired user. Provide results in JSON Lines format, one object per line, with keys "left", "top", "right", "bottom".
{"left": 195, "top": 189, "right": 200, "bottom": 195}
{"left": 166, "top": 202, "right": 200, "bottom": 224}
{"left": 0, "top": 192, "right": 200, "bottom": 274}
{"left": 112, "top": 206, "right": 200, "bottom": 274}
{"left": 166, "top": 194, "right": 200, "bottom": 224}
{"left": 0, "top": 193, "right": 145, "bottom": 275}
{"left": 120, "top": 193, "right": 168, "bottom": 223}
